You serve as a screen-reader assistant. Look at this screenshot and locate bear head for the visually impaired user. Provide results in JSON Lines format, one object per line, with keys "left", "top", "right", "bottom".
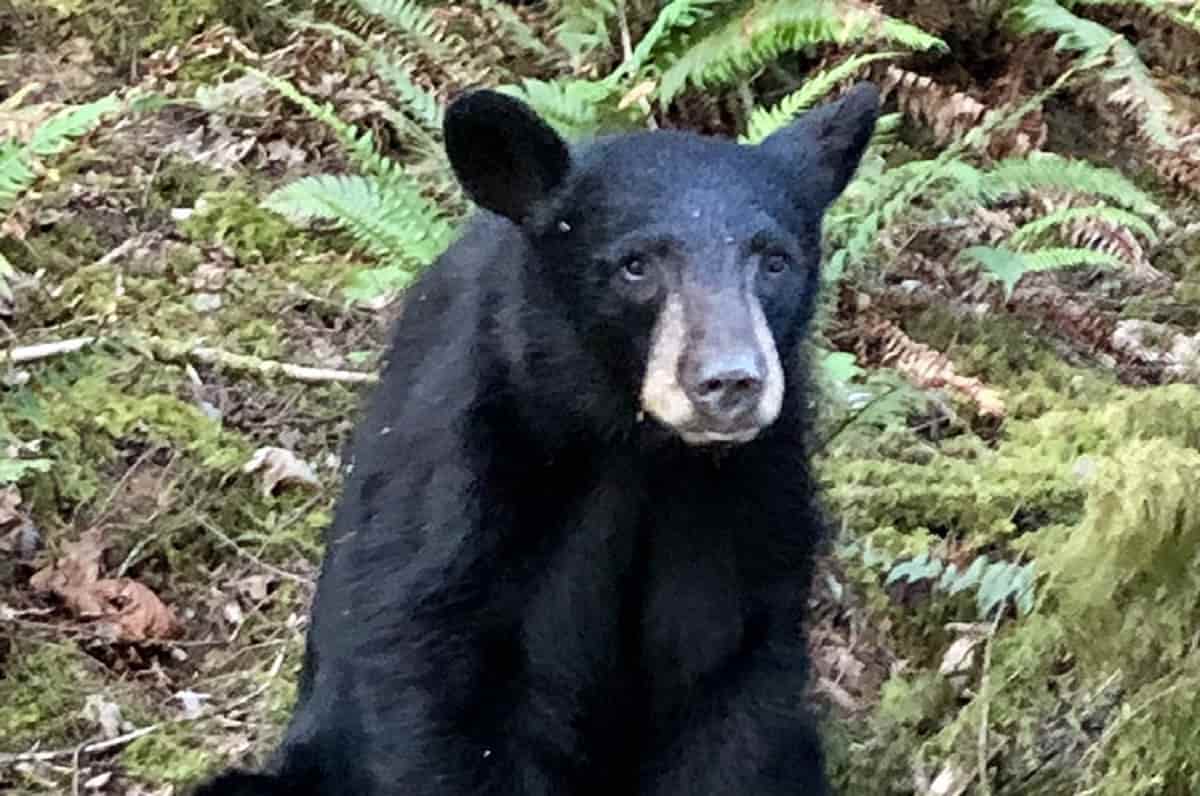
{"left": 443, "top": 83, "right": 879, "bottom": 447}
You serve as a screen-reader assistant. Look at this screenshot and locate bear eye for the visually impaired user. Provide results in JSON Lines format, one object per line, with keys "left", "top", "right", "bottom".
{"left": 763, "top": 252, "right": 791, "bottom": 275}
{"left": 620, "top": 256, "right": 648, "bottom": 281}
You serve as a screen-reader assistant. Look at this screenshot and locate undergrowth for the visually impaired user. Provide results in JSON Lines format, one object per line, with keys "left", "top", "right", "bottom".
{"left": 3, "top": 0, "right": 1199, "bottom": 793}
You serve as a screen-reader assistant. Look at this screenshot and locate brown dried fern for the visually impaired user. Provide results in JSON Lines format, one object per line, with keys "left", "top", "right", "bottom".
{"left": 1077, "top": 73, "right": 1200, "bottom": 193}
{"left": 1142, "top": 127, "right": 1200, "bottom": 193}
{"left": 1026, "top": 193, "right": 1170, "bottom": 283}
{"left": 875, "top": 65, "right": 1047, "bottom": 158}
{"left": 849, "top": 309, "right": 1007, "bottom": 418}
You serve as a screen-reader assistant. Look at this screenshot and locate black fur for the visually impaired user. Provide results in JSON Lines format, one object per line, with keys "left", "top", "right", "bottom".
{"left": 193, "top": 83, "right": 879, "bottom": 796}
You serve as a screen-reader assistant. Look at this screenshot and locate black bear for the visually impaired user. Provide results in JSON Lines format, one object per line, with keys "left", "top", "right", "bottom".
{"left": 194, "top": 81, "right": 880, "bottom": 796}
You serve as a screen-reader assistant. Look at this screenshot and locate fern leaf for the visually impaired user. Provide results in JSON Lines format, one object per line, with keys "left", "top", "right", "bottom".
{"left": 741, "top": 51, "right": 899, "bottom": 144}
{"left": 609, "top": 0, "right": 724, "bottom": 85}
{"left": 0, "top": 143, "right": 36, "bottom": 213}
{"left": 245, "top": 68, "right": 404, "bottom": 183}
{"left": 477, "top": 0, "right": 551, "bottom": 58}
{"left": 554, "top": 0, "right": 618, "bottom": 68}
{"left": 961, "top": 244, "right": 1125, "bottom": 297}
{"left": 263, "top": 175, "right": 453, "bottom": 266}
{"left": 496, "top": 78, "right": 616, "bottom": 139}
{"left": 657, "top": 0, "right": 944, "bottom": 103}
{"left": 373, "top": 59, "right": 445, "bottom": 134}
{"left": 985, "top": 154, "right": 1167, "bottom": 222}
{"left": 0, "top": 93, "right": 120, "bottom": 213}
{"left": 27, "top": 94, "right": 120, "bottom": 158}
{"left": 886, "top": 552, "right": 943, "bottom": 585}
{"left": 1066, "top": 0, "right": 1200, "bottom": 37}
{"left": 296, "top": 19, "right": 444, "bottom": 135}
{"left": 1007, "top": 0, "right": 1177, "bottom": 147}
{"left": 347, "top": 0, "right": 456, "bottom": 63}
{"left": 1009, "top": 204, "right": 1158, "bottom": 250}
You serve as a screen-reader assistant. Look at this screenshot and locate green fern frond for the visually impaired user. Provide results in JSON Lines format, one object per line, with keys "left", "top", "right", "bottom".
{"left": 28, "top": 94, "right": 121, "bottom": 158}
{"left": 263, "top": 174, "right": 454, "bottom": 266}
{"left": 496, "top": 77, "right": 616, "bottom": 139}
{"left": 1066, "top": 0, "right": 1200, "bottom": 37}
{"left": 373, "top": 59, "right": 444, "bottom": 133}
{"left": 609, "top": 0, "right": 723, "bottom": 85}
{"left": 826, "top": 156, "right": 985, "bottom": 274}
{"left": 1007, "top": 0, "right": 1176, "bottom": 147}
{"left": 244, "top": 68, "right": 405, "bottom": 184}
{"left": 657, "top": 0, "right": 943, "bottom": 104}
{"left": 0, "top": 142, "right": 37, "bottom": 212}
{"left": 984, "top": 154, "right": 1167, "bottom": 222}
{"left": 1020, "top": 246, "right": 1127, "bottom": 271}
{"left": 345, "top": 0, "right": 456, "bottom": 63}
{"left": 0, "top": 93, "right": 120, "bottom": 212}
{"left": 741, "top": 51, "right": 899, "bottom": 144}
{"left": 1009, "top": 205, "right": 1159, "bottom": 250}
{"left": 865, "top": 110, "right": 902, "bottom": 148}
{"left": 554, "top": 0, "right": 618, "bottom": 67}
{"left": 961, "top": 244, "right": 1125, "bottom": 297}
{"left": 296, "top": 19, "right": 444, "bottom": 136}
{"left": 476, "top": 0, "right": 551, "bottom": 58}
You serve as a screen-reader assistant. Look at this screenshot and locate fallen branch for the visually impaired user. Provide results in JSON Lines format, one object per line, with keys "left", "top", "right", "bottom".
{"left": 0, "top": 725, "right": 159, "bottom": 766}
{"left": 2, "top": 334, "right": 378, "bottom": 385}
{"left": 2, "top": 336, "right": 96, "bottom": 364}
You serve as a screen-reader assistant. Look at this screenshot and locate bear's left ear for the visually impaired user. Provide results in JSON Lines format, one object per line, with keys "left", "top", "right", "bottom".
{"left": 444, "top": 89, "right": 572, "bottom": 225}
{"left": 759, "top": 81, "right": 880, "bottom": 210}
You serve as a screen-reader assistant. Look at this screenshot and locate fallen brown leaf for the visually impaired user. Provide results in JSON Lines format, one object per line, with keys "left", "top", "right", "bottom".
{"left": 29, "top": 526, "right": 105, "bottom": 594}
{"left": 90, "top": 578, "right": 181, "bottom": 642}
{"left": 29, "top": 528, "right": 181, "bottom": 642}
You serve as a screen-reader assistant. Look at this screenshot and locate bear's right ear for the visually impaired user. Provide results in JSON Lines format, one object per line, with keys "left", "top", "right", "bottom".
{"left": 759, "top": 81, "right": 880, "bottom": 211}
{"left": 444, "top": 90, "right": 572, "bottom": 225}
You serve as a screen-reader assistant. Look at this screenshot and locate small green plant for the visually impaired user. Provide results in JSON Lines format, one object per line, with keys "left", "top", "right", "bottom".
{"left": 0, "top": 90, "right": 121, "bottom": 304}
{"left": 884, "top": 550, "right": 1038, "bottom": 618}
{"left": 247, "top": 66, "right": 456, "bottom": 304}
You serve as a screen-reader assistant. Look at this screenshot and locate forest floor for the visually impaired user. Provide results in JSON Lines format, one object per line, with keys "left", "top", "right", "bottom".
{"left": 2, "top": 3, "right": 1199, "bottom": 795}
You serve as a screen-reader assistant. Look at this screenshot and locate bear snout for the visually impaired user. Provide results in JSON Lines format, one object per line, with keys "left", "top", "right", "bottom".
{"left": 640, "top": 288, "right": 784, "bottom": 445}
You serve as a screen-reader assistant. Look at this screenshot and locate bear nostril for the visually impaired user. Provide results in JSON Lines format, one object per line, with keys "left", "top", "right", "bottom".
{"left": 688, "top": 366, "right": 764, "bottom": 420}
{"left": 733, "top": 377, "right": 758, "bottom": 394}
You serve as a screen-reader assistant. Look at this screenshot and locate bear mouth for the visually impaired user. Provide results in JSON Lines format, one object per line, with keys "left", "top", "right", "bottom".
{"left": 678, "top": 426, "right": 764, "bottom": 446}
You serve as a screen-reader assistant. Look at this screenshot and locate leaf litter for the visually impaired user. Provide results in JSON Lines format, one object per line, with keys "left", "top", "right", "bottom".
{"left": 28, "top": 527, "right": 181, "bottom": 643}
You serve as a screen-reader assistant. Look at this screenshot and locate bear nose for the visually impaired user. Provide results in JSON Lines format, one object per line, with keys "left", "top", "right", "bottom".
{"left": 686, "top": 354, "right": 765, "bottom": 422}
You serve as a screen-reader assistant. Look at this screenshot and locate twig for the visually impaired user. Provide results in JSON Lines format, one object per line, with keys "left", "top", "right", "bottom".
{"left": 149, "top": 337, "right": 378, "bottom": 385}
{"left": 71, "top": 735, "right": 95, "bottom": 796}
{"left": 614, "top": 0, "right": 658, "bottom": 130}
{"left": 0, "top": 725, "right": 160, "bottom": 766}
{"left": 976, "top": 609, "right": 1004, "bottom": 796}
{"left": 197, "top": 516, "right": 313, "bottom": 587}
{"left": 2, "top": 336, "right": 96, "bottom": 364}
{"left": 2, "top": 334, "right": 378, "bottom": 384}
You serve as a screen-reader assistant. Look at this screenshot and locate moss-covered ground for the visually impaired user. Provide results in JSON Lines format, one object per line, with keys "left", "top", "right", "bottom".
{"left": 2, "top": 2, "right": 1199, "bottom": 794}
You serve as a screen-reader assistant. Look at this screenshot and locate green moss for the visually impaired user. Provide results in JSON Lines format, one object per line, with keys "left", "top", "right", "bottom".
{"left": 145, "top": 158, "right": 230, "bottom": 214}
{"left": 15, "top": 0, "right": 298, "bottom": 66}
{"left": 0, "top": 643, "right": 110, "bottom": 748}
{"left": 822, "top": 383, "right": 1200, "bottom": 548}
{"left": 123, "top": 724, "right": 215, "bottom": 786}
{"left": 827, "top": 671, "right": 954, "bottom": 795}
{"left": 182, "top": 188, "right": 317, "bottom": 265}
{"left": 4, "top": 218, "right": 108, "bottom": 278}
{"left": 1036, "top": 438, "right": 1200, "bottom": 669}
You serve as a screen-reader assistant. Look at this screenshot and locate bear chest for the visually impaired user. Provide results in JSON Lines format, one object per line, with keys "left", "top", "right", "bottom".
{"left": 516, "top": 479, "right": 751, "bottom": 741}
